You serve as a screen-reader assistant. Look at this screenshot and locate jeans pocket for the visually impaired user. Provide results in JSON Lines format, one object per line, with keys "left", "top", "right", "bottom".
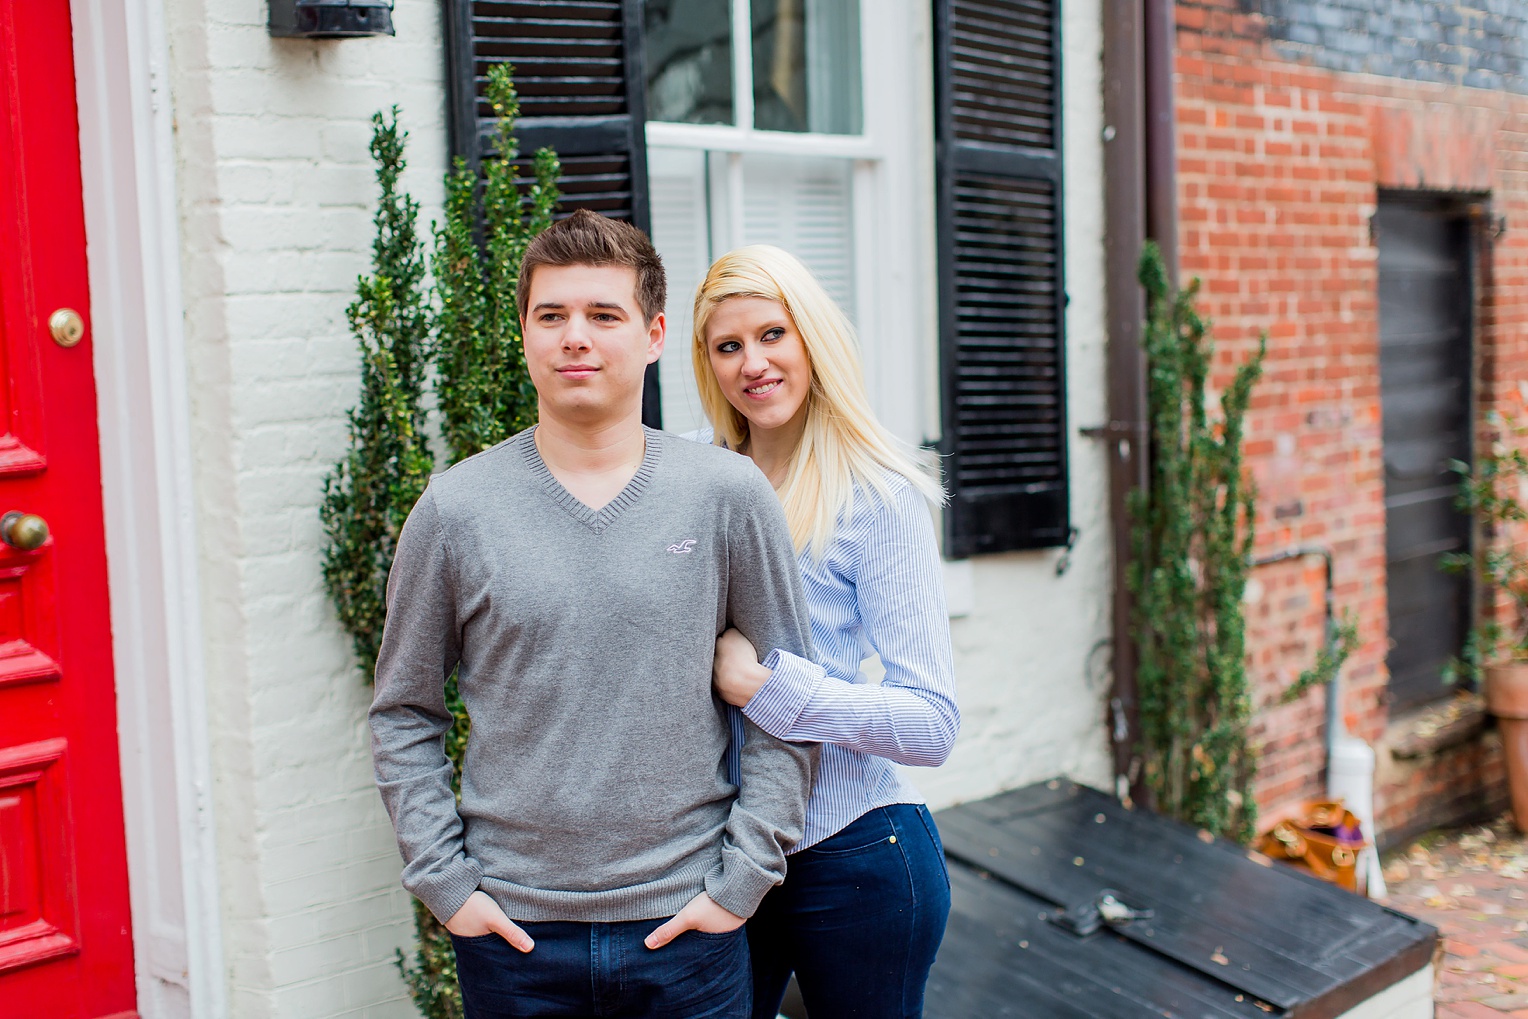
{"left": 635, "top": 924, "right": 751, "bottom": 1013}
{"left": 803, "top": 808, "right": 897, "bottom": 857}
{"left": 914, "top": 804, "right": 952, "bottom": 891}
{"left": 450, "top": 931, "right": 505, "bottom": 945}
{"left": 686, "top": 926, "right": 746, "bottom": 941}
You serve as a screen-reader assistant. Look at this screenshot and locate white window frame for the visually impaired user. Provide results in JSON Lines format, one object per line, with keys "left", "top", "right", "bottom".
{"left": 645, "top": 0, "right": 936, "bottom": 449}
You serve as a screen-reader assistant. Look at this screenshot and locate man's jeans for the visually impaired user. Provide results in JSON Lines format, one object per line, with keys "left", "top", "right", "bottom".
{"left": 450, "top": 918, "right": 752, "bottom": 1019}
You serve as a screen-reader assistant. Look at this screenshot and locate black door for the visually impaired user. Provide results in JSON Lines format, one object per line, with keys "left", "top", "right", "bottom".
{"left": 1377, "top": 197, "right": 1473, "bottom": 711}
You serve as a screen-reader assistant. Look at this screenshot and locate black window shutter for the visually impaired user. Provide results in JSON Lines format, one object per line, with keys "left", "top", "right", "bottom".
{"left": 444, "top": 0, "right": 661, "bottom": 427}
{"left": 933, "top": 0, "right": 1068, "bottom": 556}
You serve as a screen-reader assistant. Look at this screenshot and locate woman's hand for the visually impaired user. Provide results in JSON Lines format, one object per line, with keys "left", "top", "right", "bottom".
{"left": 713, "top": 628, "right": 770, "bottom": 707}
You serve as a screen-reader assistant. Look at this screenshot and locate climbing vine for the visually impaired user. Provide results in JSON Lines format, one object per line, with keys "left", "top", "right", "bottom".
{"left": 1128, "top": 245, "right": 1358, "bottom": 843}
{"left": 320, "top": 64, "right": 559, "bottom": 1019}
{"left": 1128, "top": 242, "right": 1265, "bottom": 843}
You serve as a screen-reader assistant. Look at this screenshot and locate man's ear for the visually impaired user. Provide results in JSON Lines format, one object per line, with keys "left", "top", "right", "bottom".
{"left": 646, "top": 311, "right": 666, "bottom": 365}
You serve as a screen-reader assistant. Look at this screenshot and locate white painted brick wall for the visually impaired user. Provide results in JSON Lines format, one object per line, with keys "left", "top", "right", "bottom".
{"left": 919, "top": 0, "right": 1115, "bottom": 811}
{"left": 163, "top": 1, "right": 447, "bottom": 1015}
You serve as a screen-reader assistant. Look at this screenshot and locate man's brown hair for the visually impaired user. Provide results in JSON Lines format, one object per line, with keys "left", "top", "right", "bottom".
{"left": 517, "top": 209, "right": 667, "bottom": 324}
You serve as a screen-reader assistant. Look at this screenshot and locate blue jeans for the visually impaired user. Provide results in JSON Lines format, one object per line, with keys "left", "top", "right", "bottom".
{"left": 451, "top": 918, "right": 751, "bottom": 1018}
{"left": 748, "top": 803, "right": 951, "bottom": 1019}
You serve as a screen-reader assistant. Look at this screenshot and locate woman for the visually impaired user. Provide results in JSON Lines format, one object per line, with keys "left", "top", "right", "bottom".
{"left": 691, "top": 245, "right": 959, "bottom": 1019}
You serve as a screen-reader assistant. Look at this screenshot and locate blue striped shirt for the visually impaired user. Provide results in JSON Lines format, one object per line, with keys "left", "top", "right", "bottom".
{"left": 726, "top": 468, "right": 960, "bottom": 852}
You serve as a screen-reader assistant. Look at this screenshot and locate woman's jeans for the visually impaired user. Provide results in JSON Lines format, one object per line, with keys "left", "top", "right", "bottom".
{"left": 451, "top": 918, "right": 750, "bottom": 1018}
{"left": 748, "top": 803, "right": 952, "bottom": 1019}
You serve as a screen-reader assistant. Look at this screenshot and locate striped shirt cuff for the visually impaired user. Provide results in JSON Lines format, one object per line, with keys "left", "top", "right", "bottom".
{"left": 745, "top": 649, "right": 821, "bottom": 739}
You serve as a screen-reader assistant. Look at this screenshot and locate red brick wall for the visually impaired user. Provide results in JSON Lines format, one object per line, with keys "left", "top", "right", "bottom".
{"left": 1174, "top": 0, "right": 1527, "bottom": 840}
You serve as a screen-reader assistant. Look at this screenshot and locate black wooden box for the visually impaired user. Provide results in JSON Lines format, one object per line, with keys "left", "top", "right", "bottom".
{"left": 918, "top": 780, "right": 1437, "bottom": 1018}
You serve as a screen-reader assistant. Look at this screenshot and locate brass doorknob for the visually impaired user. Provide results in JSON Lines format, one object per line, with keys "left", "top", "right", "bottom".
{"left": 0, "top": 511, "right": 49, "bottom": 551}
{"left": 48, "top": 308, "right": 84, "bottom": 348}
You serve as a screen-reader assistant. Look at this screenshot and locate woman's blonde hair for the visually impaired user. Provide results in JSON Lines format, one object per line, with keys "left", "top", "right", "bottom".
{"left": 691, "top": 245, "right": 944, "bottom": 557}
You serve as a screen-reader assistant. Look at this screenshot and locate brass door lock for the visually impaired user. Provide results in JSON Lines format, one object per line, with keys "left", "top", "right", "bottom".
{"left": 48, "top": 308, "right": 84, "bottom": 348}
{"left": 1, "top": 511, "right": 49, "bottom": 551}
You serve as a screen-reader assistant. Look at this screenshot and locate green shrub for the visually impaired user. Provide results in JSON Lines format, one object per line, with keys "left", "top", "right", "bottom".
{"left": 1442, "top": 409, "right": 1528, "bottom": 685}
{"left": 319, "top": 110, "right": 433, "bottom": 673}
{"left": 433, "top": 66, "right": 560, "bottom": 463}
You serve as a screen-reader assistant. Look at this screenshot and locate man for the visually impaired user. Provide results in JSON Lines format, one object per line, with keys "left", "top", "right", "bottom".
{"left": 370, "top": 209, "right": 817, "bottom": 1018}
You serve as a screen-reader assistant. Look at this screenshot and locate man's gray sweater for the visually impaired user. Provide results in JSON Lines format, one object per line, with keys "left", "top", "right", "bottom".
{"left": 370, "top": 427, "right": 818, "bottom": 925}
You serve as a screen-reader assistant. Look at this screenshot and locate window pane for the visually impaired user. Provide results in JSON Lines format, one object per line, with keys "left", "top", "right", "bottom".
{"left": 649, "top": 148, "right": 714, "bottom": 436}
{"left": 752, "top": 0, "right": 862, "bottom": 134}
{"left": 741, "top": 153, "right": 855, "bottom": 317}
{"left": 651, "top": 149, "right": 857, "bottom": 432}
{"left": 644, "top": 0, "right": 734, "bottom": 125}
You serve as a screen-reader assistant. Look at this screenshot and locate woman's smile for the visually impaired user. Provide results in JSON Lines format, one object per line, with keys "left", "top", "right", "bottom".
{"left": 704, "top": 295, "right": 811, "bottom": 436}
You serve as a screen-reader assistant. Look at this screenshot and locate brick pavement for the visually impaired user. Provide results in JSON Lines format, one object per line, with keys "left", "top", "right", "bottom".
{"left": 1382, "top": 814, "right": 1528, "bottom": 1019}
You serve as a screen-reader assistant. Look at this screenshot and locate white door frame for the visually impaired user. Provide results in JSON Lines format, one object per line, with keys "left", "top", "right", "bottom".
{"left": 70, "top": 1, "right": 225, "bottom": 1015}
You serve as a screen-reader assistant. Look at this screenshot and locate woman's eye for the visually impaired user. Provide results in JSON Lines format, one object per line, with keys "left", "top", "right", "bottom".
{"left": 763, "top": 328, "right": 784, "bottom": 341}
{"left": 717, "top": 341, "right": 741, "bottom": 354}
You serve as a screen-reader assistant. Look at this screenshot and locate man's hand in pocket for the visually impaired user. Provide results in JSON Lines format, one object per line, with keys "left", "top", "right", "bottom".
{"left": 445, "top": 890, "right": 534, "bottom": 953}
{"left": 644, "top": 892, "right": 745, "bottom": 949}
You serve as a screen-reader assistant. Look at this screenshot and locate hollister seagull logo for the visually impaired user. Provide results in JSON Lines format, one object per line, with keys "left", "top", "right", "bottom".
{"left": 667, "top": 539, "right": 697, "bottom": 554}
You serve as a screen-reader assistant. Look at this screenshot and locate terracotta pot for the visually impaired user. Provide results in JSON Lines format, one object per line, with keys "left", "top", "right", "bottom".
{"left": 1484, "top": 662, "right": 1528, "bottom": 833}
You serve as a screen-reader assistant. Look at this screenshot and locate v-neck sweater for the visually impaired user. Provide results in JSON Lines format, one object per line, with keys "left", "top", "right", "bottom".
{"left": 370, "top": 427, "right": 818, "bottom": 925}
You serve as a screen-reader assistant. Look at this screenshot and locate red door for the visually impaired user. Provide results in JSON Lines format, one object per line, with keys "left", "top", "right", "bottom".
{"left": 0, "top": 2, "right": 138, "bottom": 1015}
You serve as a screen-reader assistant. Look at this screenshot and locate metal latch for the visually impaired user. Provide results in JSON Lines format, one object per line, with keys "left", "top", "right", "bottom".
{"left": 1050, "top": 889, "right": 1155, "bottom": 937}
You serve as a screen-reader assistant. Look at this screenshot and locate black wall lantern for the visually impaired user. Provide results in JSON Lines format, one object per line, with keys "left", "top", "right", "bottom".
{"left": 269, "top": 0, "right": 395, "bottom": 38}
